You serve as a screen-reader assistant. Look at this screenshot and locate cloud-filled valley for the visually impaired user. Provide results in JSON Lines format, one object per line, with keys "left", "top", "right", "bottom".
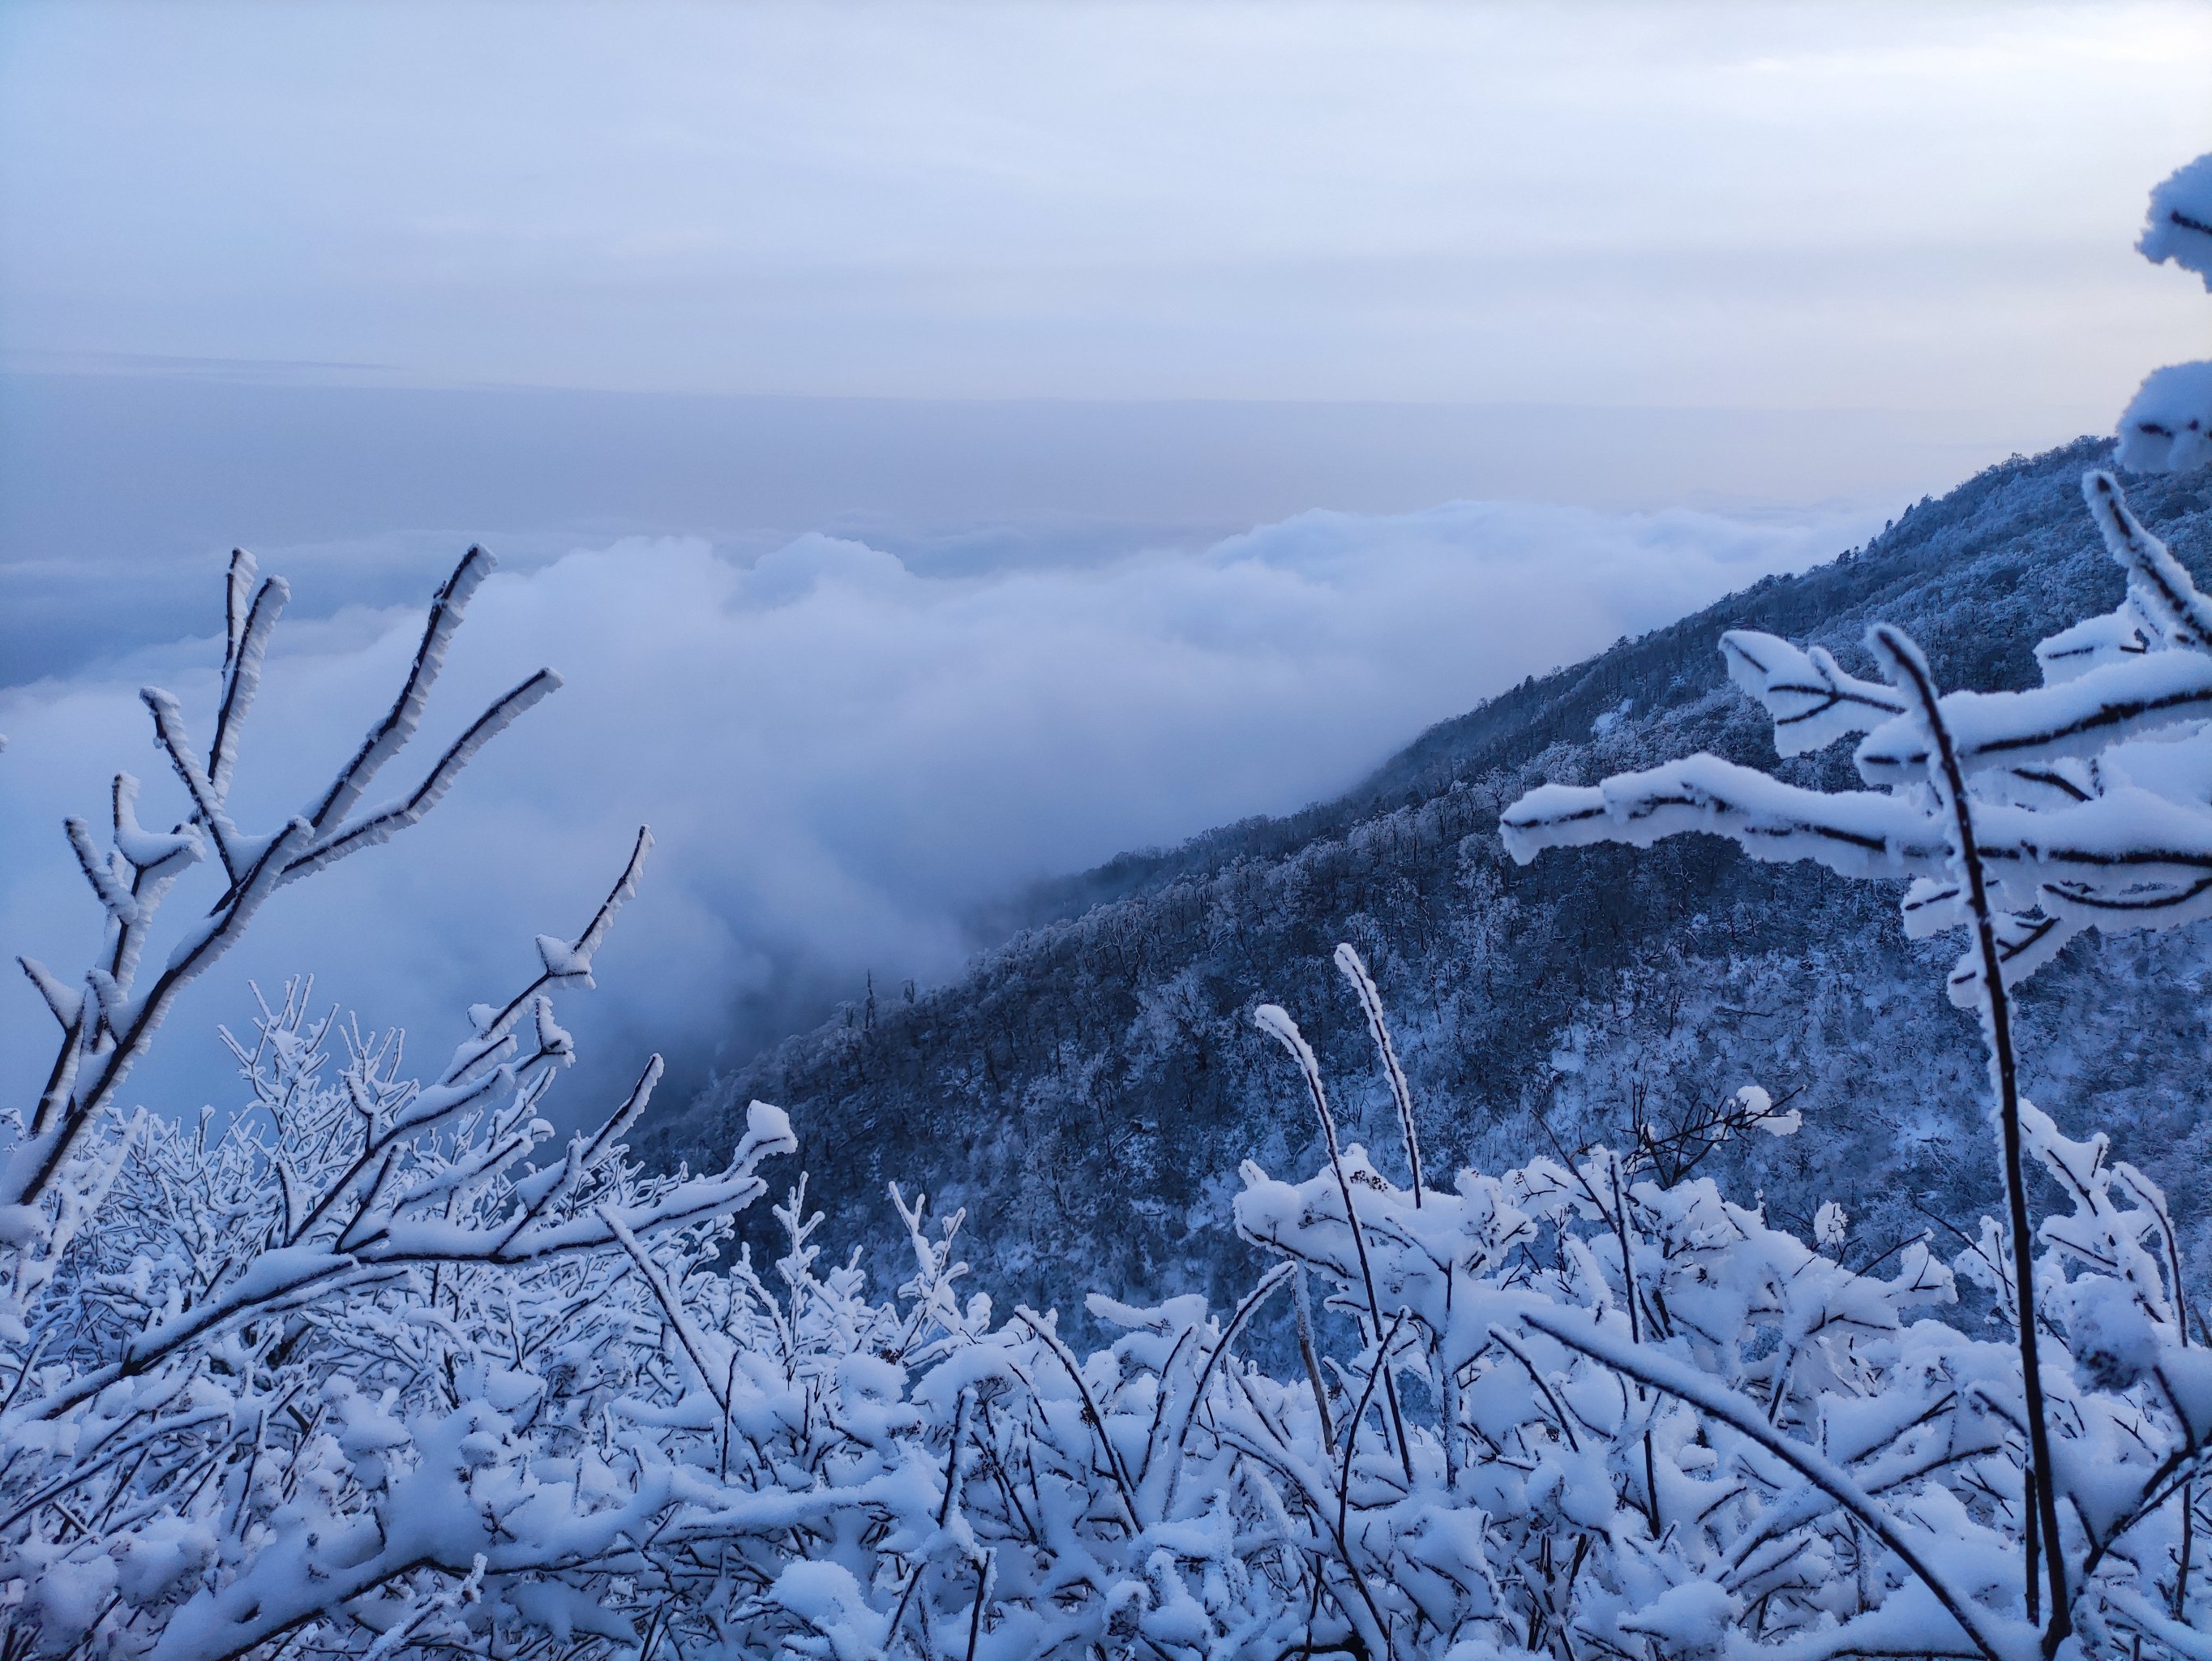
{"left": 0, "top": 495, "right": 1871, "bottom": 1122}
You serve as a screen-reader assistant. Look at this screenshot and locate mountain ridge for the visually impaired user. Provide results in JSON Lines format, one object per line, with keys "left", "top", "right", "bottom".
{"left": 641, "top": 436, "right": 2212, "bottom": 1321}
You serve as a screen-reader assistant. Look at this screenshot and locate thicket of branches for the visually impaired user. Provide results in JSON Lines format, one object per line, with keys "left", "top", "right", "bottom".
{"left": 2, "top": 153, "right": 2210, "bottom": 1660}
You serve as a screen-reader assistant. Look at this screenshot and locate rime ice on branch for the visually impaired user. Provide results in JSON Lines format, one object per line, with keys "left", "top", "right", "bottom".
{"left": 2121, "top": 154, "right": 2212, "bottom": 477}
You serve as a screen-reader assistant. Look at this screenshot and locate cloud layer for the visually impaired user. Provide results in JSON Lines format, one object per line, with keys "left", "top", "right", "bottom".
{"left": 0, "top": 498, "right": 1870, "bottom": 1126}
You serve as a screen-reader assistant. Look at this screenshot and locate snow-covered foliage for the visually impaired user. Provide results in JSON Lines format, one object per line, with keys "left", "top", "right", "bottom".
{"left": 1496, "top": 485, "right": 2212, "bottom": 1654}
{"left": 2118, "top": 363, "right": 2212, "bottom": 476}
{"left": 6, "top": 156, "right": 2210, "bottom": 1660}
{"left": 1498, "top": 153, "right": 2212, "bottom": 1658}
{"left": 16, "top": 685, "right": 2207, "bottom": 1659}
{"left": 2120, "top": 153, "right": 2212, "bottom": 476}
{"left": 0, "top": 552, "right": 810, "bottom": 1654}
{"left": 1503, "top": 471, "right": 2212, "bottom": 1010}
{"left": 2139, "top": 152, "right": 2212, "bottom": 290}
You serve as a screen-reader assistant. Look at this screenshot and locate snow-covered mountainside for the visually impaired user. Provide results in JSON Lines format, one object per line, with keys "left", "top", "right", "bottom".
{"left": 641, "top": 437, "right": 2212, "bottom": 1322}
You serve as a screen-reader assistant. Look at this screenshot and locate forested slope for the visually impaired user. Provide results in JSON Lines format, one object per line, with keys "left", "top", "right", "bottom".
{"left": 641, "top": 437, "right": 2212, "bottom": 1320}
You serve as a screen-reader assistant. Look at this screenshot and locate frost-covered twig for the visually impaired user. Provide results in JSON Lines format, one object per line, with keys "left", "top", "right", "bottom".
{"left": 1334, "top": 945, "right": 1424, "bottom": 1204}
{"left": 4, "top": 547, "right": 558, "bottom": 1231}
{"left": 1520, "top": 1305, "right": 2025, "bottom": 1661}
{"left": 1254, "top": 1002, "right": 1415, "bottom": 1487}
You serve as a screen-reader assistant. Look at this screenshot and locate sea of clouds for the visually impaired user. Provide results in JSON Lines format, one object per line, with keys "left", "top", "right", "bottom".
{"left": 0, "top": 496, "right": 1872, "bottom": 1128}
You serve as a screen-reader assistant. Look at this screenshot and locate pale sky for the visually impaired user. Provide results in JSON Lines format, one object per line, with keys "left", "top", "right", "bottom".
{"left": 3, "top": 2, "right": 2209, "bottom": 425}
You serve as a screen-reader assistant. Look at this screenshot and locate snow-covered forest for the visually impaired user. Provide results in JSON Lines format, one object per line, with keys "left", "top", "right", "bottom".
{"left": 4, "top": 124, "right": 2212, "bottom": 1661}
{"left": 643, "top": 436, "right": 2212, "bottom": 1328}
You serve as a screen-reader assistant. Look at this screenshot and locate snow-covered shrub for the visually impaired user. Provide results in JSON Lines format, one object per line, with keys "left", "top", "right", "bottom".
{"left": 1497, "top": 151, "right": 2212, "bottom": 1660}
{"left": 12, "top": 554, "right": 2206, "bottom": 1661}
{"left": 0, "top": 552, "right": 811, "bottom": 1655}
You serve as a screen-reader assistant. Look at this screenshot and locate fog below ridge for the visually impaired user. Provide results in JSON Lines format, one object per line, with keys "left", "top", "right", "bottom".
{"left": 0, "top": 479, "right": 1875, "bottom": 1128}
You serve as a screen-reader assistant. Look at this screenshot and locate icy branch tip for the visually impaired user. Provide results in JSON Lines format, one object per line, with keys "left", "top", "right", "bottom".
{"left": 1251, "top": 1002, "right": 1306, "bottom": 1057}
{"left": 742, "top": 1099, "right": 796, "bottom": 1158}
